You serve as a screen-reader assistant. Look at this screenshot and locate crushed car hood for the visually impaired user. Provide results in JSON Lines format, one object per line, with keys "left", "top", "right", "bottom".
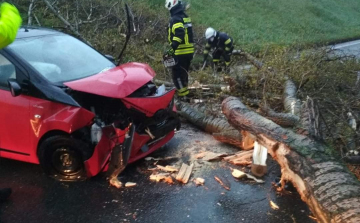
{"left": 64, "top": 62, "right": 156, "bottom": 98}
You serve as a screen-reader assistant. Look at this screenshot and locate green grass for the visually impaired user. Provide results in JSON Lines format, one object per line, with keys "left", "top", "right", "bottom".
{"left": 149, "top": 0, "right": 360, "bottom": 51}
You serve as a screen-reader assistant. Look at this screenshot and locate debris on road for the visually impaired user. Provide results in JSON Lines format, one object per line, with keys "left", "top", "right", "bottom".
{"left": 231, "top": 169, "right": 246, "bottom": 179}
{"left": 145, "top": 156, "right": 176, "bottom": 161}
{"left": 109, "top": 178, "right": 122, "bottom": 188}
{"left": 156, "top": 165, "right": 178, "bottom": 172}
{"left": 223, "top": 150, "right": 253, "bottom": 166}
{"left": 125, "top": 182, "right": 137, "bottom": 187}
{"left": 214, "top": 175, "right": 231, "bottom": 190}
{"left": 270, "top": 200, "right": 279, "bottom": 210}
{"left": 231, "top": 169, "right": 265, "bottom": 184}
{"left": 196, "top": 151, "right": 229, "bottom": 161}
{"left": 176, "top": 163, "right": 194, "bottom": 184}
{"left": 193, "top": 177, "right": 205, "bottom": 186}
{"left": 150, "top": 173, "right": 174, "bottom": 184}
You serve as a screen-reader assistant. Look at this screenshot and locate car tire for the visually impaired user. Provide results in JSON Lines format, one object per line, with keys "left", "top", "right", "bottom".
{"left": 38, "top": 135, "right": 89, "bottom": 181}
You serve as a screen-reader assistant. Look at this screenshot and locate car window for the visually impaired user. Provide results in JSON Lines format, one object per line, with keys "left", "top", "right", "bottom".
{"left": 8, "top": 34, "right": 115, "bottom": 84}
{"left": 0, "top": 54, "right": 16, "bottom": 89}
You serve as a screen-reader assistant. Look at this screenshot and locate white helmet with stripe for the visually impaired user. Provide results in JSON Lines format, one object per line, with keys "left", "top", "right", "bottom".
{"left": 205, "top": 27, "right": 217, "bottom": 42}
{"left": 165, "top": 0, "right": 179, "bottom": 10}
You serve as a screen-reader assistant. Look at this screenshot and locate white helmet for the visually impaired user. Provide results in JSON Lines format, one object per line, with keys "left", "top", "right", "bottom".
{"left": 205, "top": 27, "right": 217, "bottom": 42}
{"left": 165, "top": 0, "right": 179, "bottom": 10}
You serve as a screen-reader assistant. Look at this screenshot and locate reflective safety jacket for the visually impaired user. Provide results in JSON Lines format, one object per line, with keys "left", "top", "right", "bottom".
{"left": 168, "top": 4, "right": 194, "bottom": 56}
{"left": 0, "top": 3, "right": 22, "bottom": 49}
{"left": 204, "top": 32, "right": 233, "bottom": 55}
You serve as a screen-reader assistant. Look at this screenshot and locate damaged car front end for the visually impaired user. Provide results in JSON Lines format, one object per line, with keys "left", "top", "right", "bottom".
{"left": 65, "top": 65, "right": 181, "bottom": 179}
{"left": 1, "top": 27, "right": 180, "bottom": 181}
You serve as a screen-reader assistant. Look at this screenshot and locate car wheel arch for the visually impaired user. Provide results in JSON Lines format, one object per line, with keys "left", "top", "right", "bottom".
{"left": 37, "top": 130, "right": 69, "bottom": 158}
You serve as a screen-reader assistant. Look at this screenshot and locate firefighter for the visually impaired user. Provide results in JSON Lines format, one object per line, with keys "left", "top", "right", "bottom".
{"left": 203, "top": 27, "right": 234, "bottom": 73}
{"left": 0, "top": 2, "right": 22, "bottom": 201}
{"left": 165, "top": 0, "right": 194, "bottom": 101}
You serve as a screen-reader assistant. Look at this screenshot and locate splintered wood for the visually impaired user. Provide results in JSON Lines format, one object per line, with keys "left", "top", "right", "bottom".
{"left": 176, "top": 163, "right": 194, "bottom": 184}
{"left": 150, "top": 173, "right": 174, "bottom": 184}
{"left": 223, "top": 150, "right": 253, "bottom": 166}
{"left": 156, "top": 165, "right": 178, "bottom": 172}
{"left": 125, "top": 182, "right": 137, "bottom": 187}
{"left": 195, "top": 151, "right": 229, "bottom": 161}
{"left": 214, "top": 175, "right": 231, "bottom": 190}
{"left": 231, "top": 169, "right": 264, "bottom": 184}
{"left": 194, "top": 178, "right": 205, "bottom": 186}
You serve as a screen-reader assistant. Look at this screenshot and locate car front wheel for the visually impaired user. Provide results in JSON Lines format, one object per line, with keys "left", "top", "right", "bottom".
{"left": 38, "top": 135, "right": 89, "bottom": 181}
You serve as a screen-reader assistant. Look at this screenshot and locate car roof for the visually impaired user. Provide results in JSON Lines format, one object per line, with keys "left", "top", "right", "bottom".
{"left": 16, "top": 26, "right": 63, "bottom": 39}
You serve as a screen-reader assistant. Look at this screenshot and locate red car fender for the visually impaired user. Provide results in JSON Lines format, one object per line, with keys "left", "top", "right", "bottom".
{"left": 30, "top": 99, "right": 95, "bottom": 163}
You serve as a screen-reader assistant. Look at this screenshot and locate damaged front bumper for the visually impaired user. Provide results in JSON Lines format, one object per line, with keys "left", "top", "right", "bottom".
{"left": 84, "top": 89, "right": 180, "bottom": 178}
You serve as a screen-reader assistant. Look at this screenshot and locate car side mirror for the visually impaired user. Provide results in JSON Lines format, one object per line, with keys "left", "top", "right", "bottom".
{"left": 105, "top": 54, "right": 116, "bottom": 64}
{"left": 8, "top": 78, "right": 22, "bottom": 97}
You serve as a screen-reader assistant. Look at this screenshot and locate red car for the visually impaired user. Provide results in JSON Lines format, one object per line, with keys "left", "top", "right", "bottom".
{"left": 0, "top": 27, "right": 180, "bottom": 181}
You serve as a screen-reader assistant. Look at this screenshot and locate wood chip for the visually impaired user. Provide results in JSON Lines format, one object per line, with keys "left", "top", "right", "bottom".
{"left": 150, "top": 173, "right": 170, "bottom": 182}
{"left": 176, "top": 163, "right": 194, "bottom": 184}
{"left": 231, "top": 169, "right": 264, "bottom": 184}
{"left": 214, "top": 175, "right": 231, "bottom": 190}
{"left": 224, "top": 150, "right": 253, "bottom": 166}
{"left": 156, "top": 165, "right": 178, "bottom": 172}
{"left": 246, "top": 174, "right": 264, "bottom": 184}
{"left": 231, "top": 169, "right": 247, "bottom": 179}
{"left": 182, "top": 163, "right": 194, "bottom": 184}
{"left": 176, "top": 163, "right": 188, "bottom": 181}
{"left": 196, "top": 151, "right": 229, "bottom": 161}
{"left": 194, "top": 177, "right": 205, "bottom": 186}
{"left": 125, "top": 182, "right": 137, "bottom": 187}
{"left": 270, "top": 200, "right": 279, "bottom": 210}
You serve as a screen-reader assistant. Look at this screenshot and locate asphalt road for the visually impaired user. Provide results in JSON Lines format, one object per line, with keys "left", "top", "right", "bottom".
{"left": 0, "top": 124, "right": 316, "bottom": 223}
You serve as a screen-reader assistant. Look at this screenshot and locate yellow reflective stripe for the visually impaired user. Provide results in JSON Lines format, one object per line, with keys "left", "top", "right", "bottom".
{"left": 185, "top": 28, "right": 189, "bottom": 44}
{"left": 183, "top": 18, "right": 191, "bottom": 23}
{"left": 172, "top": 22, "right": 184, "bottom": 34}
{"left": 225, "top": 38, "right": 232, "bottom": 45}
{"left": 175, "top": 48, "right": 195, "bottom": 55}
{"left": 225, "top": 61, "right": 231, "bottom": 66}
{"left": 213, "top": 59, "right": 220, "bottom": 62}
{"left": 177, "top": 43, "right": 194, "bottom": 49}
{"left": 203, "top": 50, "right": 209, "bottom": 54}
{"left": 168, "top": 27, "right": 171, "bottom": 43}
{"left": 173, "top": 37, "right": 182, "bottom": 43}
{"left": 225, "top": 47, "right": 231, "bottom": 51}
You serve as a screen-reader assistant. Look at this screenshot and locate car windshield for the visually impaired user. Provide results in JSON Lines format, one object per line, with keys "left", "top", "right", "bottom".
{"left": 8, "top": 34, "right": 115, "bottom": 83}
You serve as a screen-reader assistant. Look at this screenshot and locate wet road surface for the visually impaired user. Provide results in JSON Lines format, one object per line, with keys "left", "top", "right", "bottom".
{"left": 0, "top": 124, "right": 316, "bottom": 223}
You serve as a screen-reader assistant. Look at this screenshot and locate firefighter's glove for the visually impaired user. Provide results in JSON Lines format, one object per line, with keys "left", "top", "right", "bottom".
{"left": 166, "top": 48, "right": 175, "bottom": 56}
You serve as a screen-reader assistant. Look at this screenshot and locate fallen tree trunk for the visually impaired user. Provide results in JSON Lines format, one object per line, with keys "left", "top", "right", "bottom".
{"left": 176, "top": 101, "right": 253, "bottom": 149}
{"left": 259, "top": 105, "right": 300, "bottom": 128}
{"left": 222, "top": 97, "right": 360, "bottom": 223}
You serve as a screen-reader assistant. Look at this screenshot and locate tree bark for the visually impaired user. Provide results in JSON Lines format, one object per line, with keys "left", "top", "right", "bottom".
{"left": 28, "top": 0, "right": 36, "bottom": 26}
{"left": 222, "top": 97, "right": 360, "bottom": 223}
{"left": 176, "top": 101, "right": 251, "bottom": 149}
{"left": 259, "top": 105, "right": 300, "bottom": 127}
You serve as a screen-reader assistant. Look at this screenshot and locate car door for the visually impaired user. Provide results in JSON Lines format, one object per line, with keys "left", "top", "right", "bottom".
{"left": 0, "top": 53, "right": 31, "bottom": 162}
